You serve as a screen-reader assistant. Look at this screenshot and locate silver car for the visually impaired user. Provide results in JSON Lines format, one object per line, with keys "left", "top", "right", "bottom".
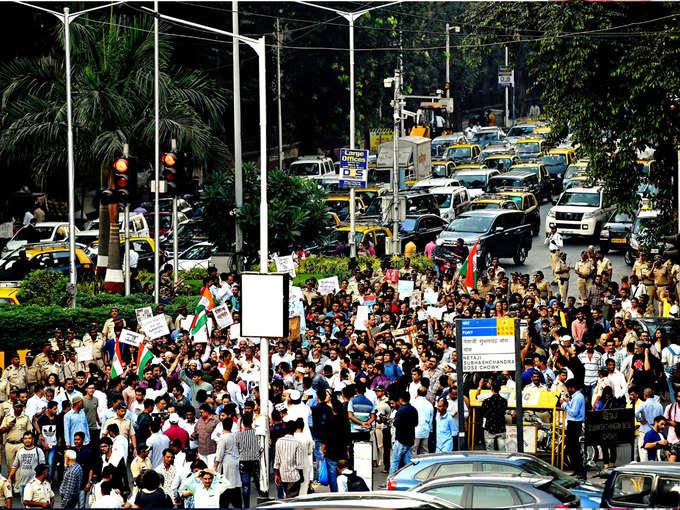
{"left": 257, "top": 491, "right": 456, "bottom": 509}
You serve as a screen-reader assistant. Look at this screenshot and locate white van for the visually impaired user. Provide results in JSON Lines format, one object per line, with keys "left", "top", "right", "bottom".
{"left": 288, "top": 156, "right": 336, "bottom": 180}
{"left": 430, "top": 186, "right": 470, "bottom": 221}
{"left": 77, "top": 212, "right": 150, "bottom": 242}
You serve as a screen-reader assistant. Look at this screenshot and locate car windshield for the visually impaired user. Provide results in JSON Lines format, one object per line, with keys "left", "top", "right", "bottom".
{"left": 488, "top": 178, "right": 524, "bottom": 192}
{"left": 456, "top": 174, "right": 488, "bottom": 189}
{"left": 434, "top": 193, "right": 452, "bottom": 208}
{"left": 446, "top": 147, "right": 471, "bottom": 160}
{"left": 325, "top": 200, "right": 351, "bottom": 216}
{"left": 181, "top": 245, "right": 212, "bottom": 260}
{"left": 633, "top": 216, "right": 657, "bottom": 234}
{"left": 289, "top": 162, "right": 319, "bottom": 176}
{"left": 564, "top": 164, "right": 586, "bottom": 180}
{"left": 542, "top": 155, "right": 566, "bottom": 166}
{"left": 517, "top": 458, "right": 578, "bottom": 489}
{"left": 610, "top": 212, "right": 632, "bottom": 223}
{"left": 507, "top": 125, "right": 536, "bottom": 137}
{"left": 14, "top": 225, "right": 53, "bottom": 241}
{"left": 557, "top": 192, "right": 600, "bottom": 207}
{"left": 446, "top": 215, "right": 493, "bottom": 233}
{"left": 518, "top": 166, "right": 540, "bottom": 177}
{"left": 637, "top": 182, "right": 660, "bottom": 196}
{"left": 176, "top": 222, "right": 207, "bottom": 238}
{"left": 485, "top": 157, "right": 513, "bottom": 170}
{"left": 469, "top": 202, "right": 501, "bottom": 210}
{"left": 507, "top": 196, "right": 523, "bottom": 208}
{"left": 516, "top": 142, "right": 540, "bottom": 154}
{"left": 432, "top": 164, "right": 448, "bottom": 178}
{"left": 400, "top": 219, "right": 418, "bottom": 233}
{"left": 473, "top": 132, "right": 499, "bottom": 144}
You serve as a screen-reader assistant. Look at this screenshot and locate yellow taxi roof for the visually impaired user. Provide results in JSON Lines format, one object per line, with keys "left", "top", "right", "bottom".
{"left": 547, "top": 148, "right": 573, "bottom": 155}
{"left": 484, "top": 154, "right": 514, "bottom": 159}
{"left": 91, "top": 237, "right": 155, "bottom": 249}
{"left": 337, "top": 225, "right": 390, "bottom": 234}
{"left": 498, "top": 190, "right": 536, "bottom": 197}
{"left": 515, "top": 138, "right": 544, "bottom": 144}
{"left": 0, "top": 287, "right": 19, "bottom": 303}
{"left": 447, "top": 144, "right": 477, "bottom": 149}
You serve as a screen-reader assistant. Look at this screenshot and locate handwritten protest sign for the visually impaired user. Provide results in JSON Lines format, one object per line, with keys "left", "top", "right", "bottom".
{"left": 213, "top": 305, "right": 234, "bottom": 329}
{"left": 140, "top": 315, "right": 170, "bottom": 340}
{"left": 355, "top": 306, "right": 369, "bottom": 330}
{"left": 119, "top": 328, "right": 144, "bottom": 347}
{"left": 75, "top": 346, "right": 93, "bottom": 361}
{"left": 135, "top": 306, "right": 153, "bottom": 325}
{"left": 275, "top": 255, "right": 296, "bottom": 278}
{"left": 318, "top": 276, "right": 340, "bottom": 295}
{"left": 398, "top": 280, "right": 414, "bottom": 299}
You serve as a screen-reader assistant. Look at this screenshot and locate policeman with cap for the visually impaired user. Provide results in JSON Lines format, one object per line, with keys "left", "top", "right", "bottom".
{"left": 1, "top": 353, "right": 27, "bottom": 391}
{"left": 1, "top": 400, "right": 31, "bottom": 473}
{"left": 0, "top": 387, "right": 18, "bottom": 421}
{"left": 102, "top": 306, "right": 126, "bottom": 340}
{"left": 534, "top": 271, "right": 552, "bottom": 301}
{"left": 48, "top": 328, "right": 64, "bottom": 352}
{"left": 25, "top": 354, "right": 41, "bottom": 386}
{"left": 510, "top": 273, "right": 523, "bottom": 296}
{"left": 81, "top": 322, "right": 106, "bottom": 369}
{"left": 32, "top": 345, "right": 51, "bottom": 374}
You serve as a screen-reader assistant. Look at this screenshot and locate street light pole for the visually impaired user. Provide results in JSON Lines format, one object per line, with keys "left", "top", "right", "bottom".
{"left": 15, "top": 0, "right": 125, "bottom": 308}
{"left": 233, "top": 0, "right": 243, "bottom": 272}
{"left": 445, "top": 23, "right": 450, "bottom": 99}
{"left": 392, "top": 69, "right": 401, "bottom": 256}
{"left": 154, "top": 0, "right": 160, "bottom": 304}
{"left": 505, "top": 46, "right": 510, "bottom": 128}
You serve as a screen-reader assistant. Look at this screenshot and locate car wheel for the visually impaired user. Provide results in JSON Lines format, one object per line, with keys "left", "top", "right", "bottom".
{"left": 599, "top": 242, "right": 609, "bottom": 255}
{"left": 513, "top": 246, "right": 528, "bottom": 265}
{"left": 624, "top": 249, "right": 634, "bottom": 266}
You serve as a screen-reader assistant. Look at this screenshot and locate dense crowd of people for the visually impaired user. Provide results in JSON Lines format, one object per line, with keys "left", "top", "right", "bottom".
{"left": 1, "top": 234, "right": 680, "bottom": 507}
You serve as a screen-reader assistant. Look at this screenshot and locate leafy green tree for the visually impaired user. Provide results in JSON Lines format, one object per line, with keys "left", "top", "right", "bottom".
{"left": 465, "top": 3, "right": 680, "bottom": 235}
{"left": 18, "top": 270, "right": 70, "bottom": 307}
{"left": 202, "top": 162, "right": 329, "bottom": 258}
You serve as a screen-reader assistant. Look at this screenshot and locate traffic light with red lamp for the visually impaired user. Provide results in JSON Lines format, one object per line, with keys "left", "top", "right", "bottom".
{"left": 113, "top": 155, "right": 136, "bottom": 205}
{"left": 162, "top": 151, "right": 188, "bottom": 195}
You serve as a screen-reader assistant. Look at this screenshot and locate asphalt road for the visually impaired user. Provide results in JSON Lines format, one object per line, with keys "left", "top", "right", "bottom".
{"left": 492, "top": 202, "right": 629, "bottom": 289}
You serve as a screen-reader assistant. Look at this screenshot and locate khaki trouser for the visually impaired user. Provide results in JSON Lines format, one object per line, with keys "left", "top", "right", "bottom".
{"left": 577, "top": 277, "right": 588, "bottom": 302}
{"left": 558, "top": 278, "right": 569, "bottom": 302}
{"left": 4, "top": 442, "right": 22, "bottom": 476}
{"left": 550, "top": 251, "right": 560, "bottom": 283}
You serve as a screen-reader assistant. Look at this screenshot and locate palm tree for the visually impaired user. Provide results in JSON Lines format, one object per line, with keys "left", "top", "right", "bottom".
{"left": 0, "top": 13, "right": 230, "bottom": 292}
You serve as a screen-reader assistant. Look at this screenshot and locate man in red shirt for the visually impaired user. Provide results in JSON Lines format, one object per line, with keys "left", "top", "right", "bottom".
{"left": 163, "top": 413, "right": 189, "bottom": 449}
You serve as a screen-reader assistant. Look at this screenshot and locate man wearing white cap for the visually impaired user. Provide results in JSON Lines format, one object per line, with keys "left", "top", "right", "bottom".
{"left": 285, "top": 390, "right": 312, "bottom": 438}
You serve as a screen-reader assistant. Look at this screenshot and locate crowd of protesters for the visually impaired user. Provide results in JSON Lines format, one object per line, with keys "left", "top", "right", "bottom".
{"left": 1, "top": 233, "right": 680, "bottom": 507}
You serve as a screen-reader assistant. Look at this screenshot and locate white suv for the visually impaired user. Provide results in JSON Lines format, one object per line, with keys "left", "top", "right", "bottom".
{"left": 545, "top": 186, "right": 614, "bottom": 237}
{"left": 288, "top": 156, "right": 336, "bottom": 181}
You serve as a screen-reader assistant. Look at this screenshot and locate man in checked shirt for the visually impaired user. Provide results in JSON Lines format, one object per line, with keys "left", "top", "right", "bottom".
{"left": 274, "top": 421, "right": 304, "bottom": 499}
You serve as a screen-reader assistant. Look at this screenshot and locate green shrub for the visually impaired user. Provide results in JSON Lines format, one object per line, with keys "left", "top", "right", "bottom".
{"left": 179, "top": 267, "right": 209, "bottom": 280}
{"left": 17, "top": 270, "right": 70, "bottom": 307}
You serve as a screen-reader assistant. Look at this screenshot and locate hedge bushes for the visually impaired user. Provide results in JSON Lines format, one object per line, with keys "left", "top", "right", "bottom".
{"left": 0, "top": 294, "right": 200, "bottom": 349}
{"left": 295, "top": 255, "right": 433, "bottom": 281}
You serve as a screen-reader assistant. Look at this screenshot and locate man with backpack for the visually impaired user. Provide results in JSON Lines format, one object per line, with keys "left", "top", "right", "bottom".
{"left": 336, "top": 459, "right": 368, "bottom": 493}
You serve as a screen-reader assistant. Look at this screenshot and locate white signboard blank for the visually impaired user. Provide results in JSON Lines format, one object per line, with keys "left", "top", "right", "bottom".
{"left": 241, "top": 273, "right": 289, "bottom": 338}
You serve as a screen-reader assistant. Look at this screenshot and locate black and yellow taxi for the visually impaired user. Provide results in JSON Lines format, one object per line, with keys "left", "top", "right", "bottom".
{"left": 335, "top": 224, "right": 392, "bottom": 256}
{"left": 481, "top": 153, "right": 521, "bottom": 172}
{"left": 431, "top": 159, "right": 456, "bottom": 178}
{"left": 508, "top": 162, "right": 552, "bottom": 202}
{"left": 88, "top": 237, "right": 157, "bottom": 271}
{"left": 468, "top": 194, "right": 519, "bottom": 212}
{"left": 497, "top": 190, "right": 541, "bottom": 236}
{"left": 541, "top": 147, "right": 575, "bottom": 192}
{"left": 445, "top": 144, "right": 481, "bottom": 162}
{"left": 323, "top": 195, "right": 366, "bottom": 221}
{"left": 0, "top": 283, "right": 19, "bottom": 304}
{"left": 0, "top": 243, "right": 94, "bottom": 282}
{"left": 514, "top": 138, "right": 547, "bottom": 160}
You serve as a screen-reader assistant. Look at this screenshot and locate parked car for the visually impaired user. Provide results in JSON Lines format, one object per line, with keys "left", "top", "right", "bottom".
{"left": 514, "top": 138, "right": 546, "bottom": 160}
{"left": 498, "top": 190, "right": 541, "bottom": 236}
{"left": 541, "top": 147, "right": 575, "bottom": 193}
{"left": 445, "top": 144, "right": 481, "bottom": 162}
{"left": 505, "top": 123, "right": 538, "bottom": 144}
{"left": 409, "top": 473, "right": 580, "bottom": 508}
{"left": 0, "top": 244, "right": 94, "bottom": 282}
{"left": 176, "top": 242, "right": 215, "bottom": 271}
{"left": 362, "top": 190, "right": 440, "bottom": 222}
{"left": 257, "top": 491, "right": 456, "bottom": 509}
{"left": 78, "top": 212, "right": 150, "bottom": 243}
{"left": 470, "top": 127, "right": 506, "bottom": 149}
{"left": 431, "top": 160, "right": 457, "bottom": 178}
{"left": 431, "top": 133, "right": 468, "bottom": 158}
{"left": 631, "top": 318, "right": 680, "bottom": 339}
{"left": 139, "top": 197, "right": 194, "bottom": 217}
{"left": 486, "top": 171, "right": 544, "bottom": 204}
{"left": 468, "top": 194, "right": 519, "bottom": 211}
{"left": 159, "top": 219, "right": 208, "bottom": 256}
{"left": 399, "top": 214, "right": 448, "bottom": 251}
{"left": 509, "top": 162, "right": 552, "bottom": 202}
{"left": 438, "top": 209, "right": 532, "bottom": 269}
{"left": 430, "top": 186, "right": 470, "bottom": 221}
{"left": 288, "top": 155, "right": 335, "bottom": 180}
{"left": 599, "top": 210, "right": 634, "bottom": 254}
{"left": 481, "top": 153, "right": 520, "bottom": 172}
{"left": 387, "top": 451, "right": 601, "bottom": 508}
{"left": 411, "top": 177, "right": 461, "bottom": 192}
{"left": 0, "top": 283, "right": 20, "bottom": 304}
{"left": 624, "top": 209, "right": 672, "bottom": 265}
{"left": 86, "top": 237, "right": 157, "bottom": 272}
{"left": 545, "top": 186, "right": 614, "bottom": 238}
{"left": 600, "top": 462, "right": 680, "bottom": 508}
{"left": 323, "top": 195, "right": 366, "bottom": 221}
{"left": 3, "top": 222, "right": 78, "bottom": 255}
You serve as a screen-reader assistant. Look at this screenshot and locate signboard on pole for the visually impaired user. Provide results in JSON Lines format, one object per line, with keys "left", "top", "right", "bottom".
{"left": 339, "top": 148, "right": 368, "bottom": 188}
{"left": 498, "top": 65, "right": 514, "bottom": 87}
{"left": 584, "top": 409, "right": 635, "bottom": 445}
{"left": 460, "top": 318, "right": 516, "bottom": 372}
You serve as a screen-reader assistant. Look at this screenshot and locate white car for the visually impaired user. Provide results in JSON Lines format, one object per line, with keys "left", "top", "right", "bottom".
{"left": 288, "top": 156, "right": 336, "bottom": 180}
{"left": 410, "top": 177, "right": 461, "bottom": 192}
{"left": 2, "top": 222, "right": 79, "bottom": 255}
{"left": 545, "top": 186, "right": 614, "bottom": 237}
{"left": 453, "top": 168, "right": 501, "bottom": 199}
{"left": 430, "top": 186, "right": 470, "bottom": 221}
{"left": 176, "top": 242, "right": 215, "bottom": 271}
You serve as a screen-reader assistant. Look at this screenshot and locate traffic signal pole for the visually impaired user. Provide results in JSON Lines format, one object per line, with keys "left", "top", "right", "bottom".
{"left": 64, "top": 7, "right": 77, "bottom": 308}
{"left": 171, "top": 139, "right": 179, "bottom": 283}
{"left": 153, "top": 0, "right": 160, "bottom": 305}
{"left": 123, "top": 144, "right": 130, "bottom": 296}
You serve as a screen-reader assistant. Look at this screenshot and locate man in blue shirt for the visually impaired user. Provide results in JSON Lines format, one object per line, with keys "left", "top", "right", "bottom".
{"left": 643, "top": 415, "right": 669, "bottom": 461}
{"left": 347, "top": 382, "right": 375, "bottom": 443}
{"left": 635, "top": 387, "right": 664, "bottom": 461}
{"left": 389, "top": 392, "right": 418, "bottom": 476}
{"left": 412, "top": 387, "right": 434, "bottom": 455}
{"left": 64, "top": 396, "right": 90, "bottom": 447}
{"left": 435, "top": 399, "right": 458, "bottom": 452}
{"left": 560, "top": 379, "right": 585, "bottom": 480}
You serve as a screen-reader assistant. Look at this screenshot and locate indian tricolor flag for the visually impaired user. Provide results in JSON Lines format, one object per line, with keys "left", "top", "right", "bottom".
{"left": 459, "top": 238, "right": 480, "bottom": 290}
{"left": 110, "top": 340, "right": 125, "bottom": 379}
{"left": 136, "top": 343, "right": 154, "bottom": 380}
{"left": 190, "top": 287, "right": 214, "bottom": 343}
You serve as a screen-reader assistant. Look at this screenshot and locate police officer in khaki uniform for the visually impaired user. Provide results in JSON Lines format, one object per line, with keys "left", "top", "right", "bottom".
{"left": 0, "top": 388, "right": 18, "bottom": 422}
{"left": 32, "top": 345, "right": 51, "bottom": 373}
{"left": 477, "top": 273, "right": 494, "bottom": 300}
{"left": 595, "top": 250, "right": 612, "bottom": 279}
{"left": 65, "top": 328, "right": 79, "bottom": 350}
{"left": 574, "top": 251, "right": 594, "bottom": 303}
{"left": 39, "top": 352, "right": 64, "bottom": 383}
{"left": 653, "top": 256, "right": 673, "bottom": 315}
{"left": 555, "top": 252, "right": 570, "bottom": 301}
{"left": 545, "top": 225, "right": 563, "bottom": 284}
{"left": 81, "top": 323, "right": 106, "bottom": 369}
{"left": 102, "top": 306, "right": 125, "bottom": 340}
{"left": 510, "top": 273, "right": 523, "bottom": 296}
{"left": 0, "top": 354, "right": 27, "bottom": 391}
{"left": 25, "top": 355, "right": 41, "bottom": 387}
{"left": 47, "top": 329, "right": 64, "bottom": 352}
{"left": 534, "top": 271, "right": 552, "bottom": 302}
{"left": 0, "top": 401, "right": 31, "bottom": 473}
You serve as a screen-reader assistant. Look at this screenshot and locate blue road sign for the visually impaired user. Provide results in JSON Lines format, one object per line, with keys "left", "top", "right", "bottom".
{"left": 339, "top": 148, "right": 368, "bottom": 188}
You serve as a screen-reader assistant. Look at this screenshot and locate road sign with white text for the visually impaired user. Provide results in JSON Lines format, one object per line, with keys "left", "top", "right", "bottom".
{"left": 461, "top": 318, "right": 516, "bottom": 372}
{"left": 340, "top": 148, "right": 368, "bottom": 188}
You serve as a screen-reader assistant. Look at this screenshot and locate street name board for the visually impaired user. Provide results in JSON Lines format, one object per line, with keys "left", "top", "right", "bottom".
{"left": 498, "top": 65, "right": 514, "bottom": 87}
{"left": 339, "top": 148, "right": 368, "bottom": 188}
{"left": 584, "top": 408, "right": 635, "bottom": 445}
{"left": 460, "top": 318, "right": 516, "bottom": 372}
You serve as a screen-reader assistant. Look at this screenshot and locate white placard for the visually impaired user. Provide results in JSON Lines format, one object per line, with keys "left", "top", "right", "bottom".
{"left": 75, "top": 346, "right": 93, "bottom": 361}
{"left": 290, "top": 286, "right": 304, "bottom": 302}
{"left": 135, "top": 306, "right": 153, "bottom": 325}
{"left": 397, "top": 280, "right": 414, "bottom": 299}
{"left": 213, "top": 304, "right": 234, "bottom": 329}
{"left": 181, "top": 315, "right": 194, "bottom": 332}
{"left": 275, "top": 255, "right": 296, "bottom": 278}
{"left": 140, "top": 315, "right": 171, "bottom": 340}
{"left": 241, "top": 273, "right": 288, "bottom": 338}
{"left": 409, "top": 290, "right": 422, "bottom": 309}
{"left": 443, "top": 312, "right": 455, "bottom": 323}
{"left": 355, "top": 306, "right": 369, "bottom": 331}
{"left": 427, "top": 306, "right": 444, "bottom": 320}
{"left": 424, "top": 288, "right": 438, "bottom": 305}
{"left": 417, "top": 309, "right": 428, "bottom": 322}
{"left": 230, "top": 323, "right": 241, "bottom": 341}
{"left": 506, "top": 425, "right": 537, "bottom": 454}
{"left": 318, "top": 276, "right": 340, "bottom": 296}
{"left": 119, "top": 328, "right": 144, "bottom": 347}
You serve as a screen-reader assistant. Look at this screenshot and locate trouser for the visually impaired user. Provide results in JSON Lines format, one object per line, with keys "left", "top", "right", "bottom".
{"left": 412, "top": 437, "right": 429, "bottom": 456}
{"left": 326, "top": 458, "right": 339, "bottom": 493}
{"left": 645, "top": 284, "right": 656, "bottom": 314}
{"left": 582, "top": 384, "right": 595, "bottom": 411}
{"left": 389, "top": 441, "right": 412, "bottom": 476}
{"left": 484, "top": 431, "right": 506, "bottom": 451}
{"left": 4, "top": 442, "right": 22, "bottom": 481}
{"left": 219, "top": 487, "right": 243, "bottom": 508}
{"left": 381, "top": 427, "right": 392, "bottom": 468}
{"left": 638, "top": 432, "right": 648, "bottom": 462}
{"left": 313, "top": 439, "right": 324, "bottom": 479}
{"left": 657, "top": 285, "right": 670, "bottom": 314}
{"left": 63, "top": 495, "right": 78, "bottom": 509}
{"left": 601, "top": 441, "right": 617, "bottom": 466}
{"left": 567, "top": 421, "right": 584, "bottom": 478}
{"left": 667, "top": 372, "right": 676, "bottom": 403}
{"left": 78, "top": 489, "right": 88, "bottom": 509}
{"left": 550, "top": 251, "right": 560, "bottom": 282}
{"left": 283, "top": 480, "right": 301, "bottom": 499}
{"left": 374, "top": 427, "right": 383, "bottom": 467}
{"left": 558, "top": 278, "right": 569, "bottom": 301}
{"left": 577, "top": 278, "right": 588, "bottom": 302}
{"left": 46, "top": 446, "right": 57, "bottom": 482}
{"left": 239, "top": 460, "right": 263, "bottom": 506}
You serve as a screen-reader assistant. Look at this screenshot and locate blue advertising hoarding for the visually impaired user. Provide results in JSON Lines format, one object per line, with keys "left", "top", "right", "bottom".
{"left": 339, "top": 148, "right": 368, "bottom": 188}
